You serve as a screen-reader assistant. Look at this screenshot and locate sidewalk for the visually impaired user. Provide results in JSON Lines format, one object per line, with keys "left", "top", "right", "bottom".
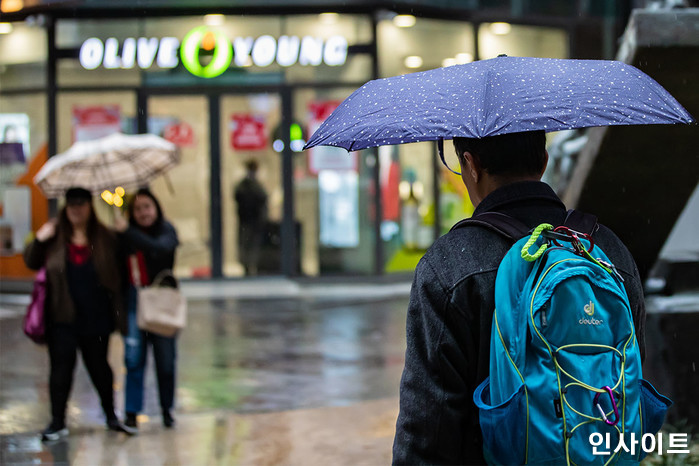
{"left": 0, "top": 285, "right": 410, "bottom": 465}
{"left": 1, "top": 276, "right": 413, "bottom": 308}
{"left": 2, "top": 398, "right": 399, "bottom": 465}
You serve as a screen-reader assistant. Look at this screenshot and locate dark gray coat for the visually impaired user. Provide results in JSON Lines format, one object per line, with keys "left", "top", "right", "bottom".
{"left": 392, "top": 181, "right": 645, "bottom": 465}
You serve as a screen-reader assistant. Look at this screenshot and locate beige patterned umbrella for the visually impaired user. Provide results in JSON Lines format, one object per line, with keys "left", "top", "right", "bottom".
{"left": 34, "top": 132, "right": 179, "bottom": 198}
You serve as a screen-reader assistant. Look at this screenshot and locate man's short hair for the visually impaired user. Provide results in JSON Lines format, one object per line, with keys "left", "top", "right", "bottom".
{"left": 453, "top": 130, "right": 547, "bottom": 177}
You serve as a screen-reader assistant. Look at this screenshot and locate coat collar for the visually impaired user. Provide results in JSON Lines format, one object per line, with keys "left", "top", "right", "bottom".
{"left": 473, "top": 181, "right": 565, "bottom": 216}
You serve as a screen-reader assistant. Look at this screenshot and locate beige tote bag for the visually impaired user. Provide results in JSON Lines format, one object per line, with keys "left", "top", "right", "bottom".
{"left": 136, "top": 269, "right": 187, "bottom": 337}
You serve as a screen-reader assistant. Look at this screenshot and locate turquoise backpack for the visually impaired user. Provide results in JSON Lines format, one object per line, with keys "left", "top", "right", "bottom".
{"left": 468, "top": 212, "right": 671, "bottom": 465}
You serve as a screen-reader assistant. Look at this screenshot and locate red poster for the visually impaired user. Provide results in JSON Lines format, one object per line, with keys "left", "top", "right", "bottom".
{"left": 163, "top": 121, "right": 195, "bottom": 147}
{"left": 308, "top": 100, "right": 341, "bottom": 123}
{"left": 230, "top": 114, "right": 267, "bottom": 151}
{"left": 72, "top": 105, "right": 121, "bottom": 142}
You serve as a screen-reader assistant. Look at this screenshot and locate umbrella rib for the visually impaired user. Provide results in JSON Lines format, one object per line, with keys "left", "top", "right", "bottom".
{"left": 132, "top": 149, "right": 164, "bottom": 186}
{"left": 121, "top": 149, "right": 147, "bottom": 188}
{"left": 95, "top": 151, "right": 113, "bottom": 192}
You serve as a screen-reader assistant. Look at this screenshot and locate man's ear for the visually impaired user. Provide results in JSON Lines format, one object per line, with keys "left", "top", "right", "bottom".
{"left": 540, "top": 150, "right": 549, "bottom": 178}
{"left": 463, "top": 151, "right": 480, "bottom": 183}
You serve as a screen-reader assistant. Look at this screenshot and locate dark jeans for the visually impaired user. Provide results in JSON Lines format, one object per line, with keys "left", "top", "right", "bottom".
{"left": 47, "top": 325, "right": 116, "bottom": 426}
{"left": 124, "top": 286, "right": 177, "bottom": 414}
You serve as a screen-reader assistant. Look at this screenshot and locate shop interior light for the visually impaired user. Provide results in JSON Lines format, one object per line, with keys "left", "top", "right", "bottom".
{"left": 490, "top": 22, "right": 512, "bottom": 35}
{"left": 1, "top": 0, "right": 22, "bottom": 13}
{"left": 404, "top": 55, "right": 423, "bottom": 69}
{"left": 442, "top": 58, "right": 457, "bottom": 67}
{"left": 319, "top": 12, "right": 339, "bottom": 24}
{"left": 393, "top": 14, "right": 416, "bottom": 28}
{"left": 398, "top": 181, "right": 411, "bottom": 200}
{"left": 0, "top": 23, "right": 13, "bottom": 34}
{"left": 204, "top": 14, "right": 225, "bottom": 26}
{"left": 456, "top": 52, "right": 474, "bottom": 64}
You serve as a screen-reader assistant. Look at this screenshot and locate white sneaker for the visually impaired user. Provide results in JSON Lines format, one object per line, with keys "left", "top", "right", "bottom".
{"left": 41, "top": 424, "right": 69, "bottom": 442}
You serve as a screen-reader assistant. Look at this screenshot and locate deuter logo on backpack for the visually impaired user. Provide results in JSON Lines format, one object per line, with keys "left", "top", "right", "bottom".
{"left": 473, "top": 221, "right": 672, "bottom": 465}
{"left": 580, "top": 301, "right": 604, "bottom": 326}
{"left": 584, "top": 300, "right": 595, "bottom": 315}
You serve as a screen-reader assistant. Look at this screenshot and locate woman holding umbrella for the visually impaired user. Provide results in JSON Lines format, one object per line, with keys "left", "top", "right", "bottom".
{"left": 23, "top": 187, "right": 135, "bottom": 441}
{"left": 114, "top": 188, "right": 180, "bottom": 431}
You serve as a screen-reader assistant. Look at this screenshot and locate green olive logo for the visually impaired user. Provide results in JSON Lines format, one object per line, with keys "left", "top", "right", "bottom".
{"left": 180, "top": 26, "right": 232, "bottom": 78}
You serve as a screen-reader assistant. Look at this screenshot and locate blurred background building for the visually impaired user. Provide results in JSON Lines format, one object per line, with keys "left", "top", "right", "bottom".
{"left": 0, "top": 0, "right": 696, "bottom": 283}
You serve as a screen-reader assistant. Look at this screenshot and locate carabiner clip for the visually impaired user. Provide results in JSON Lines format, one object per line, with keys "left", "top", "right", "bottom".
{"left": 593, "top": 386, "right": 620, "bottom": 426}
{"left": 552, "top": 226, "right": 595, "bottom": 255}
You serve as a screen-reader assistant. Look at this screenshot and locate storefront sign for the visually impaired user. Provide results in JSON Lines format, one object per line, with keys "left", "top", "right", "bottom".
{"left": 80, "top": 37, "right": 180, "bottom": 70}
{"left": 79, "top": 26, "right": 349, "bottom": 78}
{"left": 230, "top": 114, "right": 267, "bottom": 151}
{"left": 180, "top": 27, "right": 232, "bottom": 78}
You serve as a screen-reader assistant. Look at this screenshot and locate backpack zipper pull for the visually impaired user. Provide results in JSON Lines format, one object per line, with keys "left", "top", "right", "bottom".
{"left": 598, "top": 259, "right": 625, "bottom": 282}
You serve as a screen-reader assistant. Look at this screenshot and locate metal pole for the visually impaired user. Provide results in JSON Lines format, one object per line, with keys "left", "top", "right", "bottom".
{"left": 47, "top": 16, "right": 58, "bottom": 216}
{"left": 209, "top": 94, "right": 223, "bottom": 278}
{"left": 280, "top": 87, "right": 296, "bottom": 276}
{"left": 137, "top": 90, "right": 148, "bottom": 134}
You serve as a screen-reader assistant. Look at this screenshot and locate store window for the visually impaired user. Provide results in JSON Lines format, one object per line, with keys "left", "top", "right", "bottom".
{"left": 478, "top": 23, "right": 569, "bottom": 59}
{"left": 375, "top": 18, "right": 477, "bottom": 272}
{"left": 0, "top": 21, "right": 48, "bottom": 279}
{"left": 295, "top": 87, "right": 376, "bottom": 276}
{"left": 378, "top": 17, "right": 476, "bottom": 79}
{"left": 0, "top": 93, "right": 48, "bottom": 278}
{"left": 0, "top": 22, "right": 47, "bottom": 90}
{"left": 221, "top": 93, "right": 282, "bottom": 277}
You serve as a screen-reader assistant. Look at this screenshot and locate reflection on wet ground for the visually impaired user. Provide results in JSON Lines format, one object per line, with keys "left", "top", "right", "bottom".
{"left": 0, "top": 296, "right": 408, "bottom": 465}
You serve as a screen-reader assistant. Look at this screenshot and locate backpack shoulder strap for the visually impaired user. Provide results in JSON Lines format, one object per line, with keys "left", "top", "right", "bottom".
{"left": 563, "top": 209, "right": 599, "bottom": 235}
{"left": 451, "top": 209, "right": 598, "bottom": 241}
{"left": 451, "top": 212, "right": 530, "bottom": 241}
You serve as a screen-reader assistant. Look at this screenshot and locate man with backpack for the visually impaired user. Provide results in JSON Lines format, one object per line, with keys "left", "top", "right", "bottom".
{"left": 392, "top": 130, "right": 649, "bottom": 465}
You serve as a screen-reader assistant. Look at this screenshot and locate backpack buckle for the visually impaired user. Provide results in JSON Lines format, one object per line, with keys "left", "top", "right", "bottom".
{"left": 593, "top": 386, "right": 620, "bottom": 426}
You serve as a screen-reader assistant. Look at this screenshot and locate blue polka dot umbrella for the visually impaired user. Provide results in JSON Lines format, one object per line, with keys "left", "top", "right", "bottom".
{"left": 304, "top": 56, "right": 694, "bottom": 152}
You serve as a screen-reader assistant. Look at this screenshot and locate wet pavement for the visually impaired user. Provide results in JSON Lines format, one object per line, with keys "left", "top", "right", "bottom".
{"left": 0, "top": 280, "right": 410, "bottom": 465}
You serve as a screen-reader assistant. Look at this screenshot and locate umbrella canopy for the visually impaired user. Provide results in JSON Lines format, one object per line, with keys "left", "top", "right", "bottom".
{"left": 304, "top": 56, "right": 694, "bottom": 151}
{"left": 34, "top": 132, "right": 179, "bottom": 198}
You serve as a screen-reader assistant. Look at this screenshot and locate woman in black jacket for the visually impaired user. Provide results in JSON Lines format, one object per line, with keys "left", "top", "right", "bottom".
{"left": 115, "top": 188, "right": 179, "bottom": 431}
{"left": 23, "top": 187, "right": 134, "bottom": 441}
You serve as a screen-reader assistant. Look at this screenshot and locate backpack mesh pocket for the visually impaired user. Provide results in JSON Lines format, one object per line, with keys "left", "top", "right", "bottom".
{"left": 474, "top": 377, "right": 527, "bottom": 465}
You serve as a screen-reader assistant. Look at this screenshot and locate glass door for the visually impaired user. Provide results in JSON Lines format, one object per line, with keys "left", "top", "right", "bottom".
{"left": 294, "top": 87, "right": 377, "bottom": 276}
{"left": 147, "top": 95, "right": 210, "bottom": 278}
{"left": 220, "top": 93, "right": 283, "bottom": 277}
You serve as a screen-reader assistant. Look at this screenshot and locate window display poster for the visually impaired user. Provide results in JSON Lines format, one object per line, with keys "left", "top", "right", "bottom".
{"left": 1, "top": 186, "right": 30, "bottom": 254}
{"left": 72, "top": 105, "right": 121, "bottom": 142}
{"left": 0, "top": 113, "right": 31, "bottom": 207}
{"left": 319, "top": 170, "right": 359, "bottom": 248}
{"left": 307, "top": 101, "right": 356, "bottom": 174}
{"left": 230, "top": 114, "right": 267, "bottom": 151}
{"left": 0, "top": 113, "right": 30, "bottom": 165}
{"left": 163, "top": 120, "right": 195, "bottom": 147}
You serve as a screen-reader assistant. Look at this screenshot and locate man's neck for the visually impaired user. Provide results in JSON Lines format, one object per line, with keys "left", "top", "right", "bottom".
{"left": 473, "top": 174, "right": 542, "bottom": 208}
